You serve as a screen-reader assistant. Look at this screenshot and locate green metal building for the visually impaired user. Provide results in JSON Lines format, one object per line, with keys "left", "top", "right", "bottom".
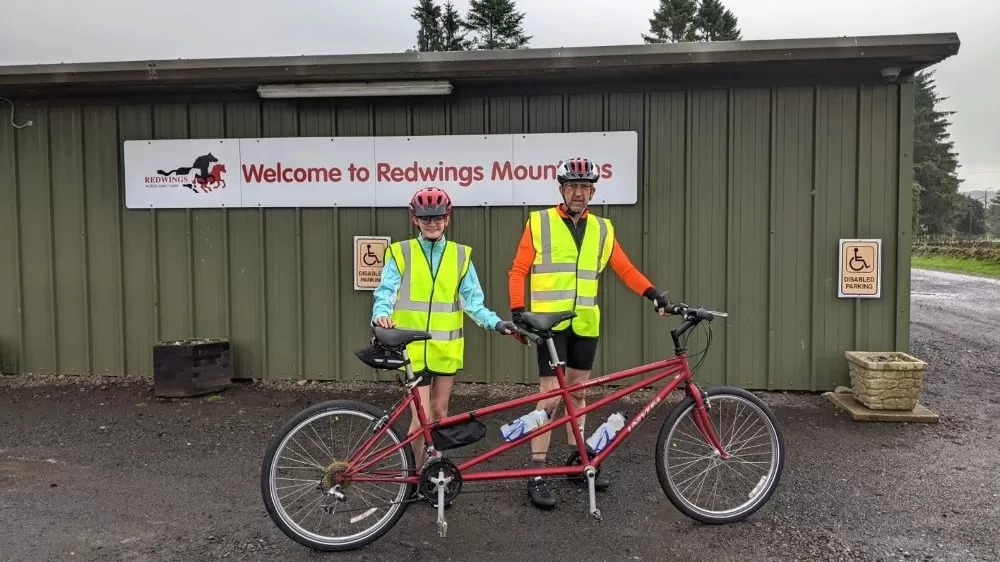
{"left": 0, "top": 33, "right": 960, "bottom": 390}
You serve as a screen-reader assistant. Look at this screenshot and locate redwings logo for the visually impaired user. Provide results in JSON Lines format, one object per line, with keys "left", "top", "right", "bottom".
{"left": 147, "top": 153, "right": 228, "bottom": 193}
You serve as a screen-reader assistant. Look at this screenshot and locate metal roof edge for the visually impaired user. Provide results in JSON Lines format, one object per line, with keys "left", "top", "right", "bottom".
{"left": 0, "top": 32, "right": 961, "bottom": 88}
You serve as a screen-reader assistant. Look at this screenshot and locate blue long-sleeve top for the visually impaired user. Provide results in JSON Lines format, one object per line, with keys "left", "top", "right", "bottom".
{"left": 371, "top": 234, "right": 503, "bottom": 331}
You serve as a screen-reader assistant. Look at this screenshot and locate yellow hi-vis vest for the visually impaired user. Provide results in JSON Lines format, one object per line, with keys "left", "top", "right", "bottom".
{"left": 389, "top": 238, "right": 471, "bottom": 374}
{"left": 528, "top": 207, "right": 614, "bottom": 336}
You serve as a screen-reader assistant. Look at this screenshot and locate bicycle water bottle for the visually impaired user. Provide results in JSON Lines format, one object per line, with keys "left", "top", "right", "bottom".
{"left": 500, "top": 409, "right": 549, "bottom": 442}
{"left": 586, "top": 412, "right": 627, "bottom": 453}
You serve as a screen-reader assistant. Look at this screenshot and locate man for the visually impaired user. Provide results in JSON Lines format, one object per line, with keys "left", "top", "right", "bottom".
{"left": 373, "top": 186, "right": 517, "bottom": 469}
{"left": 507, "top": 157, "right": 670, "bottom": 509}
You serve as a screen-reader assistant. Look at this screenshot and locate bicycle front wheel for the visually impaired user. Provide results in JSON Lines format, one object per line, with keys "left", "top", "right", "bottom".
{"left": 260, "top": 399, "right": 416, "bottom": 551}
{"left": 655, "top": 386, "right": 784, "bottom": 524}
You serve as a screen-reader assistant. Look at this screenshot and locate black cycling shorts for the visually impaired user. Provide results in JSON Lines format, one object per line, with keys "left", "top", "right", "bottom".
{"left": 412, "top": 369, "right": 457, "bottom": 387}
{"left": 536, "top": 329, "right": 599, "bottom": 376}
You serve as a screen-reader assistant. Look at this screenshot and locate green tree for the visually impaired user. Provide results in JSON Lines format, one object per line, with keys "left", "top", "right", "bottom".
{"left": 913, "top": 70, "right": 963, "bottom": 235}
{"left": 693, "top": 0, "right": 741, "bottom": 41}
{"left": 987, "top": 193, "right": 1000, "bottom": 238}
{"left": 642, "top": 0, "right": 741, "bottom": 43}
{"left": 642, "top": 0, "right": 699, "bottom": 43}
{"left": 955, "top": 194, "right": 986, "bottom": 236}
{"left": 411, "top": 0, "right": 444, "bottom": 52}
{"left": 912, "top": 181, "right": 924, "bottom": 234}
{"left": 464, "top": 0, "right": 532, "bottom": 50}
{"left": 440, "top": 1, "right": 471, "bottom": 51}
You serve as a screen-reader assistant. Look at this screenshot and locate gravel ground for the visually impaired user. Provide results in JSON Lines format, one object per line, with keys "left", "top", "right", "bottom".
{"left": 1, "top": 268, "right": 998, "bottom": 562}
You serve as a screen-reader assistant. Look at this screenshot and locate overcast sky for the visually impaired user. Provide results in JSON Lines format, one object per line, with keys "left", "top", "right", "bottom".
{"left": 2, "top": 0, "right": 995, "bottom": 194}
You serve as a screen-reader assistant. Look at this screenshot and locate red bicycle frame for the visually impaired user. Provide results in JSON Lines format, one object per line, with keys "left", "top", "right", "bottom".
{"left": 342, "top": 346, "right": 729, "bottom": 485}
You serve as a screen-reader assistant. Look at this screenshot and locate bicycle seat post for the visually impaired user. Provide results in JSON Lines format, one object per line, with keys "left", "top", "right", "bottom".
{"left": 543, "top": 336, "right": 561, "bottom": 372}
{"left": 401, "top": 348, "right": 420, "bottom": 388}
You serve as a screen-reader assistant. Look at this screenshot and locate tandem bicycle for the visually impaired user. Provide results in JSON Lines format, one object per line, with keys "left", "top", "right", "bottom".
{"left": 259, "top": 295, "right": 786, "bottom": 551}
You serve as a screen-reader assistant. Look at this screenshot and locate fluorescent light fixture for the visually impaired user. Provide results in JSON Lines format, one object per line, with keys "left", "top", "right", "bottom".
{"left": 256, "top": 81, "right": 453, "bottom": 99}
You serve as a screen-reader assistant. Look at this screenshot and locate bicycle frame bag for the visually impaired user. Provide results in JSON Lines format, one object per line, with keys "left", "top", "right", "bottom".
{"left": 431, "top": 418, "right": 487, "bottom": 451}
{"left": 354, "top": 342, "right": 407, "bottom": 371}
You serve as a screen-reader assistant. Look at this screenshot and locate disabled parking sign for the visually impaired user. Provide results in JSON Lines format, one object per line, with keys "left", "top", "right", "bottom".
{"left": 838, "top": 239, "right": 881, "bottom": 298}
{"left": 354, "top": 236, "right": 391, "bottom": 291}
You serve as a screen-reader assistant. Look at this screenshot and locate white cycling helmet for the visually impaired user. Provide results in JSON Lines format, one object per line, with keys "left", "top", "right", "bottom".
{"left": 556, "top": 157, "right": 600, "bottom": 185}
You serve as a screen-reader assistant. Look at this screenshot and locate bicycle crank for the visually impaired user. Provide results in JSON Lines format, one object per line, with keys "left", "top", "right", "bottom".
{"left": 420, "top": 458, "right": 462, "bottom": 538}
{"left": 431, "top": 469, "right": 452, "bottom": 537}
{"left": 585, "top": 466, "right": 602, "bottom": 522}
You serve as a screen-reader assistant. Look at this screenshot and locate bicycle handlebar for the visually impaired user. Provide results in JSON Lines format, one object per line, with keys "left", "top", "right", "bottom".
{"left": 506, "top": 295, "right": 727, "bottom": 349}
{"left": 659, "top": 303, "right": 729, "bottom": 322}
{"left": 653, "top": 290, "right": 728, "bottom": 322}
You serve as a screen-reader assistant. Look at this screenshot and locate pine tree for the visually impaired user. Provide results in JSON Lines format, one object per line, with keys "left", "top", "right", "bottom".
{"left": 412, "top": 0, "right": 443, "bottom": 52}
{"left": 913, "top": 70, "right": 963, "bottom": 235}
{"left": 642, "top": 0, "right": 699, "bottom": 43}
{"left": 693, "top": 0, "right": 741, "bottom": 41}
{"left": 463, "top": 0, "right": 532, "bottom": 50}
{"left": 440, "top": 1, "right": 471, "bottom": 51}
{"left": 641, "top": 0, "right": 741, "bottom": 43}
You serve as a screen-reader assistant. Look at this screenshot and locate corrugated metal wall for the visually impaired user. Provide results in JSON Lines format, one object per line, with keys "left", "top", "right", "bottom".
{"left": 0, "top": 83, "right": 912, "bottom": 390}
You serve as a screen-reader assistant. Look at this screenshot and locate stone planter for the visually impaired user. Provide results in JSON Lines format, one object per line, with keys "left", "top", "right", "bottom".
{"left": 845, "top": 351, "right": 928, "bottom": 411}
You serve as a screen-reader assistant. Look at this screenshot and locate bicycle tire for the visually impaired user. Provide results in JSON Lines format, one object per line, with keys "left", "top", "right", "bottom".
{"left": 654, "top": 386, "right": 784, "bottom": 525}
{"left": 260, "top": 399, "right": 416, "bottom": 551}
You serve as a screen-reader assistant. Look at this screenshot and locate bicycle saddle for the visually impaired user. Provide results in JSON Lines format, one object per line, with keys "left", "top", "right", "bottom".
{"left": 373, "top": 325, "right": 432, "bottom": 347}
{"left": 518, "top": 311, "right": 577, "bottom": 332}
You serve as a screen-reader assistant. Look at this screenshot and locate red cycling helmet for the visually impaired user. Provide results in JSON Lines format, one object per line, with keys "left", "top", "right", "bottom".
{"left": 409, "top": 186, "right": 453, "bottom": 218}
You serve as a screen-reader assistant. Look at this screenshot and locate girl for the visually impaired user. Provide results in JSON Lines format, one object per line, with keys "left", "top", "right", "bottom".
{"left": 371, "top": 186, "right": 516, "bottom": 467}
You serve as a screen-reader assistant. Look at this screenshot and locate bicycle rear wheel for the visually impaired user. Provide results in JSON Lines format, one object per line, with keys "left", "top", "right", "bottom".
{"left": 260, "top": 399, "right": 416, "bottom": 551}
{"left": 655, "top": 386, "right": 784, "bottom": 524}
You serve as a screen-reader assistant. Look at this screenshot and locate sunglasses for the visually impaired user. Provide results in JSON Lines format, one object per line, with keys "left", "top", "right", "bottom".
{"left": 417, "top": 216, "right": 446, "bottom": 224}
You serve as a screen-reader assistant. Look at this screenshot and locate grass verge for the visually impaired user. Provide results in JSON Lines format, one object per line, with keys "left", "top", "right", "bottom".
{"left": 911, "top": 255, "right": 1000, "bottom": 279}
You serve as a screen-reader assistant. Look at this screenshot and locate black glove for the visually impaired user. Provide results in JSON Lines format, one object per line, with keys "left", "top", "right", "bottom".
{"left": 495, "top": 320, "right": 518, "bottom": 334}
{"left": 644, "top": 287, "right": 673, "bottom": 315}
{"left": 511, "top": 307, "right": 525, "bottom": 326}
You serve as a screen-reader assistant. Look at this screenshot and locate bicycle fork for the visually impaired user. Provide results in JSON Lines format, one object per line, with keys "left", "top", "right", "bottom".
{"left": 688, "top": 384, "right": 730, "bottom": 460}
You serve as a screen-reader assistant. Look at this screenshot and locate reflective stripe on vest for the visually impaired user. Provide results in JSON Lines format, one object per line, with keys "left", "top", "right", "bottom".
{"left": 389, "top": 239, "right": 471, "bottom": 374}
{"left": 528, "top": 207, "right": 613, "bottom": 336}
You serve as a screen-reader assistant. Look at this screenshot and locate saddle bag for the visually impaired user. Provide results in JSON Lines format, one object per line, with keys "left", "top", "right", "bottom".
{"left": 354, "top": 342, "right": 407, "bottom": 371}
{"left": 431, "top": 418, "right": 487, "bottom": 451}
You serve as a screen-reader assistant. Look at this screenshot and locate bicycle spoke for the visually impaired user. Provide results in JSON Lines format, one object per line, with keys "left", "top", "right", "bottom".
{"left": 308, "top": 423, "right": 338, "bottom": 462}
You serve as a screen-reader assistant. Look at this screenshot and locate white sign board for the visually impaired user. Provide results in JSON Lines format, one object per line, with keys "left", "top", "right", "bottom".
{"left": 123, "top": 131, "right": 638, "bottom": 209}
{"left": 838, "top": 239, "right": 882, "bottom": 298}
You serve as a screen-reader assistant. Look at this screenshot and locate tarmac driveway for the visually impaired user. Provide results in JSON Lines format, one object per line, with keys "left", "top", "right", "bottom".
{"left": 1, "top": 268, "right": 998, "bottom": 562}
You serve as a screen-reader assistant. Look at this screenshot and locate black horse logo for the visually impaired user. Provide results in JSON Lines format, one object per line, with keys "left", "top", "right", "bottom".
{"left": 156, "top": 153, "right": 220, "bottom": 192}
{"left": 157, "top": 153, "right": 219, "bottom": 183}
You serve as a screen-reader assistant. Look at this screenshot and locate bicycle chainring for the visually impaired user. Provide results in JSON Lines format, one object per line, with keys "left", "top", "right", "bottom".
{"left": 418, "top": 457, "right": 462, "bottom": 506}
{"left": 565, "top": 447, "right": 601, "bottom": 483}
